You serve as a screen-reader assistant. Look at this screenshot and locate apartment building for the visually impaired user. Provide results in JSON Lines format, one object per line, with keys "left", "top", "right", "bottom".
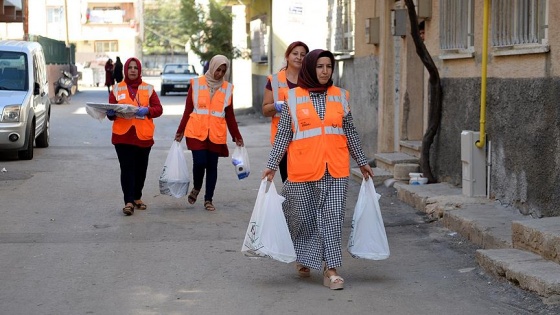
{"left": 350, "top": 0, "right": 559, "bottom": 218}
{"left": 1, "top": 0, "right": 142, "bottom": 85}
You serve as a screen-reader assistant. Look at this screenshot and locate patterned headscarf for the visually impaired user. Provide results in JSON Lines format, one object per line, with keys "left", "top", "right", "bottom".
{"left": 297, "top": 49, "right": 335, "bottom": 92}
{"left": 204, "top": 55, "right": 230, "bottom": 97}
{"left": 123, "top": 57, "right": 143, "bottom": 90}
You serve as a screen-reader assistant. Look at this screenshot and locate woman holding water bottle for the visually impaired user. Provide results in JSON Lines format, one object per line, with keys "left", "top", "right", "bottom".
{"left": 174, "top": 54, "right": 244, "bottom": 212}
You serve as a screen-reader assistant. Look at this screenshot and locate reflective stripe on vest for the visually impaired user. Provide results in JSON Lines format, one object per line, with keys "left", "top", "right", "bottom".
{"left": 286, "top": 86, "right": 350, "bottom": 181}
{"left": 269, "top": 69, "right": 290, "bottom": 144}
{"left": 185, "top": 76, "right": 233, "bottom": 144}
{"left": 111, "top": 81, "right": 155, "bottom": 141}
{"left": 271, "top": 71, "right": 289, "bottom": 115}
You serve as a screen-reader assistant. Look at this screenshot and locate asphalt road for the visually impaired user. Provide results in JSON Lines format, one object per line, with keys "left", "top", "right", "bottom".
{"left": 0, "top": 80, "right": 558, "bottom": 314}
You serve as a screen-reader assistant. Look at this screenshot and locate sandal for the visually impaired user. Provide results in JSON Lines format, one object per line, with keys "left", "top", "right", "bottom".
{"left": 296, "top": 263, "right": 311, "bottom": 278}
{"left": 204, "top": 200, "right": 216, "bottom": 211}
{"left": 122, "top": 203, "right": 134, "bottom": 216}
{"left": 188, "top": 188, "right": 200, "bottom": 204}
{"left": 323, "top": 267, "right": 344, "bottom": 290}
{"left": 134, "top": 200, "right": 147, "bottom": 210}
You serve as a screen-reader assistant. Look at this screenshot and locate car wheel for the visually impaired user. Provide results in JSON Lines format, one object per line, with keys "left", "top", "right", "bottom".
{"left": 36, "top": 112, "right": 49, "bottom": 148}
{"left": 161, "top": 87, "right": 166, "bottom": 96}
{"left": 18, "top": 121, "right": 35, "bottom": 160}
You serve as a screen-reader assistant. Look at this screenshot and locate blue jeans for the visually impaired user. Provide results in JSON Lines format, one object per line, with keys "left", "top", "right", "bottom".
{"left": 191, "top": 149, "right": 219, "bottom": 202}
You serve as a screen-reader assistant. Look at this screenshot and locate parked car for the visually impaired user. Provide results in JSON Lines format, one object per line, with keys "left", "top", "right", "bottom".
{"left": 160, "top": 63, "right": 198, "bottom": 96}
{"left": 0, "top": 40, "right": 51, "bottom": 160}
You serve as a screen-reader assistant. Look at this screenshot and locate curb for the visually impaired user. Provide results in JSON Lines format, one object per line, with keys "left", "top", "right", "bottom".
{"left": 393, "top": 181, "right": 560, "bottom": 299}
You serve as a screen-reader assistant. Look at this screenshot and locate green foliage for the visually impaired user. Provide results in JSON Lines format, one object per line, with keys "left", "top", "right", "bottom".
{"left": 143, "top": 0, "right": 190, "bottom": 55}
{"left": 179, "top": 0, "right": 234, "bottom": 61}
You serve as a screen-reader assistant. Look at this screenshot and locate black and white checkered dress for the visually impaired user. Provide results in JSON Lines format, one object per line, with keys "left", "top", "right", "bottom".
{"left": 266, "top": 90, "right": 369, "bottom": 271}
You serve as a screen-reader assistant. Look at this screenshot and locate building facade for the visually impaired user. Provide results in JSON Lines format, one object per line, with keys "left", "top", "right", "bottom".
{"left": 242, "top": 0, "right": 560, "bottom": 218}
{"left": 1, "top": 0, "right": 143, "bottom": 86}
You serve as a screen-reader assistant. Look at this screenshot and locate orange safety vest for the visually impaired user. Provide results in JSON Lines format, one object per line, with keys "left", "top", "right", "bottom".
{"left": 185, "top": 76, "right": 233, "bottom": 144}
{"left": 268, "top": 69, "right": 289, "bottom": 144}
{"left": 286, "top": 86, "right": 350, "bottom": 182}
{"left": 111, "top": 81, "right": 155, "bottom": 141}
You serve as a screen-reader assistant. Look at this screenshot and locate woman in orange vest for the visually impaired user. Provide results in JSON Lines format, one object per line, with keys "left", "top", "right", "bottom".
{"left": 262, "top": 49, "right": 374, "bottom": 290}
{"left": 174, "top": 55, "right": 244, "bottom": 212}
{"left": 106, "top": 57, "right": 163, "bottom": 216}
{"left": 261, "top": 41, "right": 309, "bottom": 183}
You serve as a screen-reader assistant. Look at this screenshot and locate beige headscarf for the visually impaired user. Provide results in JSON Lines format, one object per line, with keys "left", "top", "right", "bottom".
{"left": 204, "top": 55, "right": 230, "bottom": 97}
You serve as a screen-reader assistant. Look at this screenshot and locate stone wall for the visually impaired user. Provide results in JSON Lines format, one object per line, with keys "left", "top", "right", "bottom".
{"left": 435, "top": 77, "right": 560, "bottom": 217}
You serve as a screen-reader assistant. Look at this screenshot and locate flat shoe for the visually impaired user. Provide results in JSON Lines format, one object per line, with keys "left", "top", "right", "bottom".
{"left": 122, "top": 204, "right": 134, "bottom": 216}
{"left": 204, "top": 201, "right": 216, "bottom": 211}
{"left": 134, "top": 200, "right": 147, "bottom": 210}
{"left": 188, "top": 189, "right": 200, "bottom": 205}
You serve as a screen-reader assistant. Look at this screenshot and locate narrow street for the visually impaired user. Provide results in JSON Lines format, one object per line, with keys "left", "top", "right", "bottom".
{"left": 0, "top": 81, "right": 558, "bottom": 315}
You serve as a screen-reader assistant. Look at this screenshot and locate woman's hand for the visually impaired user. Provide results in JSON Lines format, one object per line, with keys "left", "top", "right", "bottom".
{"left": 235, "top": 138, "right": 244, "bottom": 147}
{"left": 262, "top": 168, "right": 276, "bottom": 181}
{"left": 174, "top": 133, "right": 183, "bottom": 142}
{"left": 360, "top": 164, "right": 374, "bottom": 180}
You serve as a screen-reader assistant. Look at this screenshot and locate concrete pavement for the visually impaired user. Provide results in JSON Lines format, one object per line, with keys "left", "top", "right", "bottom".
{"left": 1, "top": 85, "right": 559, "bottom": 314}
{"left": 390, "top": 180, "right": 560, "bottom": 300}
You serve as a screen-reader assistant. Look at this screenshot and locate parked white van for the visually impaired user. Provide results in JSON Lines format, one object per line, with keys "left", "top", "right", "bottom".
{"left": 0, "top": 40, "right": 51, "bottom": 160}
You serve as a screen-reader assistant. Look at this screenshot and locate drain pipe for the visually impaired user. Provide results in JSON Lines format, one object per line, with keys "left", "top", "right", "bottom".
{"left": 476, "top": 0, "right": 489, "bottom": 149}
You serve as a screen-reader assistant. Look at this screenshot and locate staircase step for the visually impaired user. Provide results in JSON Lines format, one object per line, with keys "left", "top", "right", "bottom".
{"left": 400, "top": 140, "right": 422, "bottom": 158}
{"left": 350, "top": 167, "right": 392, "bottom": 186}
{"left": 512, "top": 217, "right": 560, "bottom": 265}
{"left": 476, "top": 248, "right": 560, "bottom": 298}
{"left": 443, "top": 203, "right": 530, "bottom": 249}
{"left": 393, "top": 163, "right": 420, "bottom": 180}
{"left": 374, "top": 152, "right": 419, "bottom": 172}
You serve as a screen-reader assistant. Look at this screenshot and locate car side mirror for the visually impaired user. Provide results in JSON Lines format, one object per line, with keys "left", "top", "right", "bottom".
{"left": 34, "top": 82, "right": 40, "bottom": 95}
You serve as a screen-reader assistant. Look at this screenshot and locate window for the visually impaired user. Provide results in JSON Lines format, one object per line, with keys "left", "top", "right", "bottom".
{"left": 439, "top": 0, "right": 474, "bottom": 53}
{"left": 250, "top": 16, "right": 268, "bottom": 64}
{"left": 88, "top": 6, "right": 125, "bottom": 24}
{"left": 47, "top": 7, "right": 63, "bottom": 24}
{"left": 95, "top": 41, "right": 118, "bottom": 53}
{"left": 47, "top": 7, "right": 64, "bottom": 38}
{"left": 491, "top": 0, "right": 548, "bottom": 48}
{"left": 334, "top": 0, "right": 354, "bottom": 54}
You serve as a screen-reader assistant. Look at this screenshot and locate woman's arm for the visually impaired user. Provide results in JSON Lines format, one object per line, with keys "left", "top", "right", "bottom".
{"left": 266, "top": 102, "right": 292, "bottom": 170}
{"left": 225, "top": 100, "right": 243, "bottom": 146}
{"left": 175, "top": 86, "right": 194, "bottom": 141}
{"left": 262, "top": 86, "right": 277, "bottom": 117}
{"left": 344, "top": 112, "right": 368, "bottom": 167}
{"left": 147, "top": 91, "right": 163, "bottom": 118}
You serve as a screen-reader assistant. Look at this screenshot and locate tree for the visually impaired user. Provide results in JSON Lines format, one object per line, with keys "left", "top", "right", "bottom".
{"left": 179, "top": 0, "right": 234, "bottom": 61}
{"left": 404, "top": 0, "right": 443, "bottom": 184}
{"left": 144, "top": 0, "right": 189, "bottom": 55}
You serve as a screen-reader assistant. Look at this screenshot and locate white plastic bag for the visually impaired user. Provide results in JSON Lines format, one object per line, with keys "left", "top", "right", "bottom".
{"left": 347, "top": 178, "right": 390, "bottom": 260}
{"left": 231, "top": 145, "right": 250, "bottom": 180}
{"left": 159, "top": 141, "right": 190, "bottom": 198}
{"left": 241, "top": 179, "right": 296, "bottom": 263}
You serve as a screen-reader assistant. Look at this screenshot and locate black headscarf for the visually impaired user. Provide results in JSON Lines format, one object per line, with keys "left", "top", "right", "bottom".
{"left": 297, "top": 49, "right": 335, "bottom": 92}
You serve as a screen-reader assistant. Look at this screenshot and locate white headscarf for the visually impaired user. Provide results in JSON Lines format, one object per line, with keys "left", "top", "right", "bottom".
{"left": 204, "top": 55, "right": 230, "bottom": 97}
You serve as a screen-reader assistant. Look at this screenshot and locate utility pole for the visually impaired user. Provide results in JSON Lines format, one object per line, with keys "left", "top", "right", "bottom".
{"left": 63, "top": 0, "right": 72, "bottom": 65}
{"left": 23, "top": 0, "right": 28, "bottom": 40}
{"left": 63, "top": 0, "right": 70, "bottom": 47}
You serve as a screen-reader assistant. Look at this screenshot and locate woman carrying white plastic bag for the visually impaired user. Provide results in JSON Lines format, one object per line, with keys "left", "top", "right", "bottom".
{"left": 241, "top": 179, "right": 296, "bottom": 263}
{"left": 347, "top": 178, "right": 390, "bottom": 260}
{"left": 159, "top": 141, "right": 190, "bottom": 198}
